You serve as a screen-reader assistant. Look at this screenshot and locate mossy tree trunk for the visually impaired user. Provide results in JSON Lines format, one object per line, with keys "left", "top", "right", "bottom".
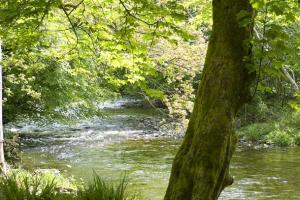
{"left": 164, "top": 0, "right": 254, "bottom": 199}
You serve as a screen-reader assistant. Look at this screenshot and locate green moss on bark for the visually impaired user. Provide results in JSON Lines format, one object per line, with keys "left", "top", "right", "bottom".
{"left": 164, "top": 0, "right": 254, "bottom": 199}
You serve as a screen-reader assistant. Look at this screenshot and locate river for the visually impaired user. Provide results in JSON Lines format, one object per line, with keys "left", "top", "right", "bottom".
{"left": 6, "top": 99, "right": 300, "bottom": 200}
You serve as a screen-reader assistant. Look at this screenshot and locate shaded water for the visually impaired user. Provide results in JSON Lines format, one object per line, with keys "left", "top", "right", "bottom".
{"left": 7, "top": 100, "right": 300, "bottom": 199}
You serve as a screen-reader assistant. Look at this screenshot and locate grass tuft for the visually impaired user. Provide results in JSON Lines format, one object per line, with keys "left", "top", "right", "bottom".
{"left": 238, "top": 112, "right": 300, "bottom": 147}
{"left": 0, "top": 170, "right": 136, "bottom": 200}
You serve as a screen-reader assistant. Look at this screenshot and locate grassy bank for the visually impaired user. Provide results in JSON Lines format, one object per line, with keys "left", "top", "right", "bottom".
{"left": 238, "top": 112, "right": 300, "bottom": 147}
{"left": 0, "top": 169, "right": 136, "bottom": 200}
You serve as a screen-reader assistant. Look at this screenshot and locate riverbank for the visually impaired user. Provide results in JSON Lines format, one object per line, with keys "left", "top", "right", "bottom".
{"left": 238, "top": 112, "right": 300, "bottom": 147}
{"left": 5, "top": 97, "right": 299, "bottom": 147}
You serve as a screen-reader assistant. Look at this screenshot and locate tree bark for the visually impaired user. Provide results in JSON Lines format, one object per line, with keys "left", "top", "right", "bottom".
{"left": 0, "top": 40, "right": 6, "bottom": 174}
{"left": 164, "top": 0, "right": 254, "bottom": 199}
{"left": 281, "top": 66, "right": 299, "bottom": 91}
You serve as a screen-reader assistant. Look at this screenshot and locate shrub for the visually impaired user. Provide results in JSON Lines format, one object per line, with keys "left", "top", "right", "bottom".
{"left": 238, "top": 110, "right": 300, "bottom": 147}
{"left": 266, "top": 130, "right": 294, "bottom": 147}
{"left": 281, "top": 112, "right": 300, "bottom": 130}
{"left": 0, "top": 170, "right": 135, "bottom": 200}
{"left": 3, "top": 132, "right": 20, "bottom": 166}
{"left": 238, "top": 123, "right": 275, "bottom": 143}
{"left": 292, "top": 132, "right": 300, "bottom": 146}
{"left": 0, "top": 169, "right": 76, "bottom": 200}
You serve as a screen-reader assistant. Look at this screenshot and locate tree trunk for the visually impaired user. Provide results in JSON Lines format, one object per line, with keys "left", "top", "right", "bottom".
{"left": 164, "top": 0, "right": 254, "bottom": 199}
{"left": 0, "top": 40, "right": 6, "bottom": 174}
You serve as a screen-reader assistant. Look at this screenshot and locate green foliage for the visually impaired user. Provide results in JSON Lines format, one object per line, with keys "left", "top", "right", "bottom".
{"left": 0, "top": 170, "right": 73, "bottom": 200}
{"left": 148, "top": 36, "right": 206, "bottom": 121}
{"left": 266, "top": 130, "right": 294, "bottom": 147}
{"left": 280, "top": 112, "right": 300, "bottom": 129}
{"left": 0, "top": 170, "right": 135, "bottom": 200}
{"left": 293, "top": 132, "right": 300, "bottom": 146}
{"left": 77, "top": 175, "right": 134, "bottom": 200}
{"left": 290, "top": 92, "right": 300, "bottom": 111}
{"left": 3, "top": 133, "right": 20, "bottom": 166}
{"left": 239, "top": 112, "right": 300, "bottom": 147}
{"left": 2, "top": 43, "right": 113, "bottom": 121}
{"left": 0, "top": 0, "right": 197, "bottom": 122}
{"left": 238, "top": 122, "right": 275, "bottom": 143}
{"left": 250, "top": 0, "right": 300, "bottom": 106}
{"left": 237, "top": 93, "right": 293, "bottom": 129}
{"left": 0, "top": 0, "right": 299, "bottom": 127}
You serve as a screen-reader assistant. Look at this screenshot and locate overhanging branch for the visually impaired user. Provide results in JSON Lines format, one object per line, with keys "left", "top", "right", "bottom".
{"left": 119, "top": 0, "right": 161, "bottom": 26}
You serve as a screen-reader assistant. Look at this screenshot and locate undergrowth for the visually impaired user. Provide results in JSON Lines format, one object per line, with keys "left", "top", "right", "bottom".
{"left": 0, "top": 169, "right": 136, "bottom": 200}
{"left": 238, "top": 112, "right": 300, "bottom": 147}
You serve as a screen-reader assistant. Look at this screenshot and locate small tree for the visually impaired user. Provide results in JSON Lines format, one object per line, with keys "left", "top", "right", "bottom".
{"left": 0, "top": 40, "right": 6, "bottom": 174}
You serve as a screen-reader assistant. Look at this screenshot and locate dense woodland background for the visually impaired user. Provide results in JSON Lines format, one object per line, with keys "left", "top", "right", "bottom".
{"left": 0, "top": 0, "right": 299, "bottom": 133}
{"left": 0, "top": 0, "right": 299, "bottom": 199}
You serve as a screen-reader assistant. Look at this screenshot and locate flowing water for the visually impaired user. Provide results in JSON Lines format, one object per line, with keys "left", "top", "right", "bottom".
{"left": 6, "top": 99, "right": 300, "bottom": 200}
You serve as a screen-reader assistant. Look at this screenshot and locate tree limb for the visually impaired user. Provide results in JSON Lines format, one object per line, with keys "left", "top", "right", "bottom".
{"left": 61, "top": 5, "right": 79, "bottom": 52}
{"left": 119, "top": 0, "right": 161, "bottom": 26}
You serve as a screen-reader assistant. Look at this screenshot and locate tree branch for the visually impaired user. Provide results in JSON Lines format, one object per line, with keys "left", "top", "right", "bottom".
{"left": 65, "top": 0, "right": 84, "bottom": 16}
{"left": 35, "top": 0, "right": 53, "bottom": 30}
{"left": 119, "top": 0, "right": 161, "bottom": 26}
{"left": 61, "top": 5, "right": 79, "bottom": 52}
